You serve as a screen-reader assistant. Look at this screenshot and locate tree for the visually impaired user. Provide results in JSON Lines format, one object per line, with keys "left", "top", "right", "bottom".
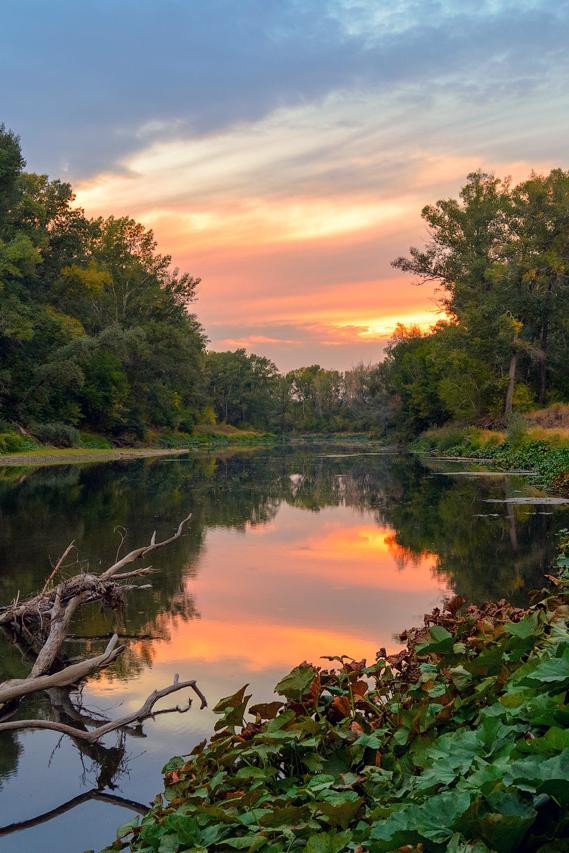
{"left": 206, "top": 349, "right": 279, "bottom": 428}
{"left": 392, "top": 169, "right": 569, "bottom": 421}
{"left": 0, "top": 126, "right": 207, "bottom": 434}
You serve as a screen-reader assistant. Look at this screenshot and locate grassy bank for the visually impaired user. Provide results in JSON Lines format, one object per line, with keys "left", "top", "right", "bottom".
{"left": 107, "top": 540, "right": 569, "bottom": 852}
{"left": 0, "top": 446, "right": 195, "bottom": 467}
{"left": 413, "top": 424, "right": 569, "bottom": 494}
{"left": 0, "top": 424, "right": 278, "bottom": 466}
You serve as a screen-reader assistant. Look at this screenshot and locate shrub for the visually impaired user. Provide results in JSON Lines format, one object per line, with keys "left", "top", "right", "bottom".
{"left": 506, "top": 413, "right": 528, "bottom": 448}
{"left": 413, "top": 426, "right": 466, "bottom": 454}
{"left": 463, "top": 426, "right": 504, "bottom": 453}
{"left": 0, "top": 432, "right": 38, "bottom": 454}
{"left": 156, "top": 431, "right": 193, "bottom": 449}
{"left": 30, "top": 422, "right": 80, "bottom": 448}
{"left": 78, "top": 431, "right": 113, "bottom": 449}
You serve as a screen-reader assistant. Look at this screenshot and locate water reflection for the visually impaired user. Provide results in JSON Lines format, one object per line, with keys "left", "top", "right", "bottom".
{"left": 0, "top": 449, "right": 567, "bottom": 851}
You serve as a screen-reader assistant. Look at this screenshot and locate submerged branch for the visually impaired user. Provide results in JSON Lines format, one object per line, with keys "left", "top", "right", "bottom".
{"left": 0, "top": 789, "right": 149, "bottom": 837}
{"left": 0, "top": 673, "right": 207, "bottom": 740}
{"left": 0, "top": 634, "right": 123, "bottom": 707}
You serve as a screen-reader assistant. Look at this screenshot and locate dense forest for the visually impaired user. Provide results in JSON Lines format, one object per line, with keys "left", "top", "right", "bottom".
{"left": 2, "top": 124, "right": 569, "bottom": 443}
{"left": 0, "top": 125, "right": 382, "bottom": 441}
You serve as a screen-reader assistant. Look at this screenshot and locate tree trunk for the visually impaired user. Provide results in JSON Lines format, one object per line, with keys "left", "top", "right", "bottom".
{"left": 504, "top": 351, "right": 518, "bottom": 417}
{"left": 538, "top": 316, "right": 549, "bottom": 406}
{"left": 538, "top": 279, "right": 554, "bottom": 406}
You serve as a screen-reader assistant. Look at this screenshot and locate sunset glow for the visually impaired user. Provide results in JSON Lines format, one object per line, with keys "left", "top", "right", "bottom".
{"left": 91, "top": 504, "right": 448, "bottom": 689}
{"left": 3, "top": 0, "right": 558, "bottom": 369}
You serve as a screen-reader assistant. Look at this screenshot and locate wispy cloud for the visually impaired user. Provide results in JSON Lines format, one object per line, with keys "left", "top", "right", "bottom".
{"left": 6, "top": 0, "right": 567, "bottom": 369}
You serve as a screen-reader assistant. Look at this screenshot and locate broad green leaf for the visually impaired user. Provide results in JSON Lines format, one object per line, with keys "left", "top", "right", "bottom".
{"left": 520, "top": 653, "right": 569, "bottom": 689}
{"left": 258, "top": 805, "right": 310, "bottom": 827}
{"left": 305, "top": 830, "right": 352, "bottom": 853}
{"left": 416, "top": 625, "right": 454, "bottom": 655}
{"left": 274, "top": 664, "right": 317, "bottom": 698}
{"left": 213, "top": 685, "right": 250, "bottom": 714}
{"left": 520, "top": 726, "right": 569, "bottom": 753}
{"left": 318, "top": 797, "right": 362, "bottom": 828}
{"left": 505, "top": 613, "right": 539, "bottom": 640}
{"left": 162, "top": 756, "right": 185, "bottom": 774}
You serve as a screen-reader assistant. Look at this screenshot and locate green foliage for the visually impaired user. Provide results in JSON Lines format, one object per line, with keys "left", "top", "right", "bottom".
{"left": 5, "top": 126, "right": 569, "bottom": 445}
{"left": 30, "top": 422, "right": 80, "bottom": 447}
{"left": 108, "top": 571, "right": 569, "bottom": 852}
{"left": 0, "top": 431, "right": 38, "bottom": 454}
{"left": 386, "top": 169, "right": 569, "bottom": 436}
{"left": 0, "top": 127, "right": 207, "bottom": 437}
{"left": 506, "top": 414, "right": 528, "bottom": 448}
{"left": 414, "top": 426, "right": 569, "bottom": 494}
{"left": 78, "top": 430, "right": 114, "bottom": 449}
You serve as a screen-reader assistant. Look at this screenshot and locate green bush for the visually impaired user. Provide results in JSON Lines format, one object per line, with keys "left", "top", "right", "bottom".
{"left": 78, "top": 431, "right": 114, "bottom": 449}
{"left": 506, "top": 413, "right": 529, "bottom": 448}
{"left": 156, "top": 431, "right": 193, "bottom": 449}
{"left": 30, "top": 422, "right": 81, "bottom": 448}
{"left": 0, "top": 432, "right": 38, "bottom": 454}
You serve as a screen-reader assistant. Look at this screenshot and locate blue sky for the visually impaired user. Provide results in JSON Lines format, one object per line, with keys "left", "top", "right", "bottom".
{"left": 2, "top": 0, "right": 569, "bottom": 368}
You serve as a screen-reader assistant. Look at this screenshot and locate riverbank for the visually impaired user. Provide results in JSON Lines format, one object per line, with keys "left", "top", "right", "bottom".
{"left": 0, "top": 428, "right": 384, "bottom": 468}
{"left": 0, "top": 446, "right": 193, "bottom": 467}
{"left": 108, "top": 541, "right": 569, "bottom": 852}
{"left": 0, "top": 424, "right": 279, "bottom": 467}
{"left": 413, "top": 425, "right": 569, "bottom": 494}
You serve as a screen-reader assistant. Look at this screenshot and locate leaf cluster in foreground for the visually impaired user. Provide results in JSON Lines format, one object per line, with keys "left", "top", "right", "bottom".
{"left": 107, "top": 552, "right": 569, "bottom": 852}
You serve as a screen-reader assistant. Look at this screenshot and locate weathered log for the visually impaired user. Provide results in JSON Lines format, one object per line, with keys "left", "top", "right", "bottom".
{"left": 0, "top": 515, "right": 199, "bottom": 713}
{"left": 0, "top": 633, "right": 123, "bottom": 706}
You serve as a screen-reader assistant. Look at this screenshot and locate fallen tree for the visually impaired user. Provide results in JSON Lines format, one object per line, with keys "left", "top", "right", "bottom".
{"left": 0, "top": 514, "right": 206, "bottom": 734}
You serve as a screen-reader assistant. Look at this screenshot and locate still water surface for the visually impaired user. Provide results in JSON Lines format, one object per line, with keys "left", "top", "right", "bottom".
{"left": 0, "top": 447, "right": 567, "bottom": 851}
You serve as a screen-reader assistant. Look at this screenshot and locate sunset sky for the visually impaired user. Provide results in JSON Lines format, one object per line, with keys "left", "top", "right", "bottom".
{"left": 3, "top": 0, "right": 569, "bottom": 369}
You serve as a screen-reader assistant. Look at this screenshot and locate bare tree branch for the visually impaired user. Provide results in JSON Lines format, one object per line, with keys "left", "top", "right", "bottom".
{"left": 0, "top": 789, "right": 149, "bottom": 837}
{"left": 0, "top": 673, "right": 207, "bottom": 740}
{"left": 0, "top": 515, "right": 192, "bottom": 688}
{"left": 0, "top": 634, "right": 123, "bottom": 707}
{"left": 100, "top": 513, "right": 192, "bottom": 579}
{"left": 41, "top": 541, "right": 76, "bottom": 595}
{"left": 0, "top": 515, "right": 206, "bottom": 759}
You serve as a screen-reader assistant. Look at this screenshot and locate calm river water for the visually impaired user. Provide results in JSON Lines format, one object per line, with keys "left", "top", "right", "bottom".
{"left": 0, "top": 447, "right": 567, "bottom": 851}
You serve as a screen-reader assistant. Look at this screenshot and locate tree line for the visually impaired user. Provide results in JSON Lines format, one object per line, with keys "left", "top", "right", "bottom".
{"left": 0, "top": 125, "right": 382, "bottom": 439}
{"left": 2, "top": 124, "right": 568, "bottom": 441}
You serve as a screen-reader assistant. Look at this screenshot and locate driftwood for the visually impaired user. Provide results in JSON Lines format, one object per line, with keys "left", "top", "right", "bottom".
{"left": 0, "top": 633, "right": 123, "bottom": 707}
{"left": 0, "top": 514, "right": 207, "bottom": 733}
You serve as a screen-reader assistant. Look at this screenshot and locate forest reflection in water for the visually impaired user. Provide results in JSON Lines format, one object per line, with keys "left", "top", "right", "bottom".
{"left": 0, "top": 448, "right": 567, "bottom": 852}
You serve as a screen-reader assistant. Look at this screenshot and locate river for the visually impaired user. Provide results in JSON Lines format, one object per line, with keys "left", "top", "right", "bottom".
{"left": 0, "top": 447, "right": 566, "bottom": 851}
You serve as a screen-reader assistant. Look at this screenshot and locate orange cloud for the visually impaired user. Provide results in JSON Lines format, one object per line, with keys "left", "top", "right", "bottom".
{"left": 73, "top": 92, "right": 543, "bottom": 369}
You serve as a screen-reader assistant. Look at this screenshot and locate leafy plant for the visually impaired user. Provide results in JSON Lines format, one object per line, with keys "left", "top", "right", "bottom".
{"left": 30, "top": 422, "right": 81, "bottom": 447}
{"left": 0, "top": 431, "right": 38, "bottom": 453}
{"left": 107, "top": 571, "right": 569, "bottom": 851}
{"left": 78, "top": 430, "right": 114, "bottom": 449}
